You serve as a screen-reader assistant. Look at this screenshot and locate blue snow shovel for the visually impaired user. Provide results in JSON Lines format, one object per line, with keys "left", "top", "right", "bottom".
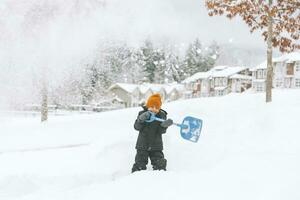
{"left": 146, "top": 112, "right": 203, "bottom": 143}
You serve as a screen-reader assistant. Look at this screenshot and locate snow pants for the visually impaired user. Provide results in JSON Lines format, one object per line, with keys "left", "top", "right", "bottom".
{"left": 131, "top": 149, "right": 167, "bottom": 173}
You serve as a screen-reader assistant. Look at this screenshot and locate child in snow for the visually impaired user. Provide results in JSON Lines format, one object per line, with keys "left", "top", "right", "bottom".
{"left": 132, "top": 93, "right": 173, "bottom": 173}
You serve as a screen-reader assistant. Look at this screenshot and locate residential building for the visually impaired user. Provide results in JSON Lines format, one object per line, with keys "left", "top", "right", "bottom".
{"left": 183, "top": 65, "right": 251, "bottom": 97}
{"left": 107, "top": 83, "right": 184, "bottom": 107}
{"left": 251, "top": 52, "right": 300, "bottom": 92}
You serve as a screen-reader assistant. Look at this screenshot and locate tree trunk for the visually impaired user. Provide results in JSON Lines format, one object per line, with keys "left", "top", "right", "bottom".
{"left": 41, "top": 82, "right": 48, "bottom": 122}
{"left": 266, "top": 0, "right": 273, "bottom": 103}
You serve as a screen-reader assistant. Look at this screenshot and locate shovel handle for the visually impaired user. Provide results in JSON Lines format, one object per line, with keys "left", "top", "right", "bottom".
{"left": 173, "top": 123, "right": 188, "bottom": 129}
{"left": 146, "top": 112, "right": 188, "bottom": 129}
{"left": 145, "top": 112, "right": 161, "bottom": 123}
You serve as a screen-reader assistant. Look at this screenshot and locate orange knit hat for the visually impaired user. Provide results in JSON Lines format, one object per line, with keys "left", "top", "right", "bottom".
{"left": 146, "top": 93, "right": 162, "bottom": 109}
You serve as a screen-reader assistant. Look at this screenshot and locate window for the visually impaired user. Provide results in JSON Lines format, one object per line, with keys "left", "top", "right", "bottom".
{"left": 256, "top": 83, "right": 264, "bottom": 92}
{"left": 215, "top": 78, "right": 220, "bottom": 86}
{"left": 223, "top": 78, "right": 227, "bottom": 86}
{"left": 217, "top": 90, "right": 223, "bottom": 96}
{"left": 296, "top": 62, "right": 300, "bottom": 72}
{"left": 296, "top": 79, "right": 300, "bottom": 88}
{"left": 258, "top": 70, "right": 263, "bottom": 79}
{"left": 286, "top": 64, "right": 294, "bottom": 75}
{"left": 263, "top": 70, "right": 267, "bottom": 78}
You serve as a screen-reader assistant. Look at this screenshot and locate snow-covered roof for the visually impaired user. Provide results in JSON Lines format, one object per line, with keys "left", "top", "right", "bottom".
{"left": 211, "top": 66, "right": 246, "bottom": 77}
{"left": 164, "top": 83, "right": 185, "bottom": 94}
{"left": 252, "top": 52, "right": 300, "bottom": 71}
{"left": 183, "top": 66, "right": 248, "bottom": 83}
{"left": 230, "top": 74, "right": 252, "bottom": 80}
{"left": 251, "top": 61, "right": 267, "bottom": 71}
{"left": 139, "top": 85, "right": 153, "bottom": 94}
{"left": 182, "top": 71, "right": 212, "bottom": 83}
{"left": 274, "top": 52, "right": 300, "bottom": 63}
{"left": 108, "top": 83, "right": 184, "bottom": 95}
{"left": 213, "top": 65, "right": 228, "bottom": 71}
{"left": 108, "top": 83, "right": 138, "bottom": 93}
{"left": 147, "top": 84, "right": 165, "bottom": 93}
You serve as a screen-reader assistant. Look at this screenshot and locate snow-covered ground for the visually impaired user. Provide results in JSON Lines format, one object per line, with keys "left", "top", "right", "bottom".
{"left": 1, "top": 89, "right": 300, "bottom": 200}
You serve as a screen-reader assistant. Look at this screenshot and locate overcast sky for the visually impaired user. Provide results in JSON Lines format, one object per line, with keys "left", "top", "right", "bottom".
{"left": 103, "top": 0, "right": 266, "bottom": 48}
{"left": 0, "top": 0, "right": 267, "bottom": 53}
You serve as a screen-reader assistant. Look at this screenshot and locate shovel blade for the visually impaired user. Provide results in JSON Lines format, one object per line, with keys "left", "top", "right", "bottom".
{"left": 180, "top": 116, "right": 203, "bottom": 143}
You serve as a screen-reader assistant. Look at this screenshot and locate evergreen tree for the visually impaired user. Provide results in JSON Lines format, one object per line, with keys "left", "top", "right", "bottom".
{"left": 140, "top": 39, "right": 157, "bottom": 83}
{"left": 126, "top": 49, "right": 145, "bottom": 84}
{"left": 153, "top": 48, "right": 167, "bottom": 84}
{"left": 203, "top": 41, "right": 220, "bottom": 70}
{"left": 184, "top": 39, "right": 220, "bottom": 78}
{"left": 184, "top": 38, "right": 206, "bottom": 77}
{"left": 164, "top": 47, "right": 184, "bottom": 83}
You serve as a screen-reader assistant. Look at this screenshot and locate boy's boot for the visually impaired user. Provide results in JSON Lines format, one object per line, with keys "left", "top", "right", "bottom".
{"left": 152, "top": 158, "right": 167, "bottom": 171}
{"left": 131, "top": 163, "right": 146, "bottom": 173}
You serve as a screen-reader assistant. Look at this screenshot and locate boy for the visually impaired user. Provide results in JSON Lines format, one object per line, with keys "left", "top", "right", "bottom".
{"left": 132, "top": 93, "right": 173, "bottom": 173}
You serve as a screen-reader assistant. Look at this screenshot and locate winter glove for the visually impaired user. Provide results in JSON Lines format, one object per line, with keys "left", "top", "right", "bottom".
{"left": 160, "top": 119, "right": 173, "bottom": 128}
{"left": 138, "top": 111, "right": 151, "bottom": 122}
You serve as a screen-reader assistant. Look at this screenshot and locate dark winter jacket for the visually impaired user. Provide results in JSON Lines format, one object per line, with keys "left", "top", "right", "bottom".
{"left": 134, "top": 106, "right": 168, "bottom": 151}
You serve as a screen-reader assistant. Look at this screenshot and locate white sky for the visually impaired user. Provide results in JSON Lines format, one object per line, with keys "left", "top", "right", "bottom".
{"left": 103, "top": 0, "right": 266, "bottom": 48}
{"left": 0, "top": 0, "right": 266, "bottom": 64}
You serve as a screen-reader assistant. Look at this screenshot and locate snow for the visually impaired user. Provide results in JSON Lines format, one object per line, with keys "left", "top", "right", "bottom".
{"left": 109, "top": 83, "right": 184, "bottom": 95}
{"left": 253, "top": 79, "right": 266, "bottom": 83}
{"left": 230, "top": 74, "right": 252, "bottom": 80}
{"left": 1, "top": 89, "right": 300, "bottom": 200}
{"left": 139, "top": 85, "right": 152, "bottom": 94}
{"left": 275, "top": 52, "right": 300, "bottom": 63}
{"left": 183, "top": 66, "right": 247, "bottom": 83}
{"left": 164, "top": 83, "right": 185, "bottom": 94}
{"left": 214, "top": 86, "right": 227, "bottom": 90}
{"left": 108, "top": 83, "right": 139, "bottom": 93}
{"left": 182, "top": 71, "right": 211, "bottom": 83}
{"left": 211, "top": 66, "right": 246, "bottom": 77}
{"left": 252, "top": 52, "right": 300, "bottom": 71}
{"left": 252, "top": 60, "right": 267, "bottom": 70}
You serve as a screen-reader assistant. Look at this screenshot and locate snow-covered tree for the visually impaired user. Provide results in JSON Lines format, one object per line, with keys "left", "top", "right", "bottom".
{"left": 153, "top": 48, "right": 167, "bottom": 84}
{"left": 183, "top": 38, "right": 216, "bottom": 77}
{"left": 164, "top": 46, "right": 185, "bottom": 83}
{"left": 204, "top": 41, "right": 220, "bottom": 67}
{"left": 139, "top": 40, "right": 157, "bottom": 83}
{"left": 125, "top": 49, "right": 145, "bottom": 84}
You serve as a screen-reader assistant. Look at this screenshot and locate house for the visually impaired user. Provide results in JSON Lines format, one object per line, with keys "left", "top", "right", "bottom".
{"left": 251, "top": 52, "right": 300, "bottom": 92}
{"left": 273, "top": 52, "right": 300, "bottom": 89}
{"left": 91, "top": 97, "right": 125, "bottom": 112}
{"left": 183, "top": 65, "right": 251, "bottom": 97}
{"left": 146, "top": 84, "right": 168, "bottom": 102}
{"left": 107, "top": 83, "right": 140, "bottom": 107}
{"left": 139, "top": 85, "right": 153, "bottom": 105}
{"left": 230, "top": 74, "right": 252, "bottom": 93}
{"left": 107, "top": 83, "right": 184, "bottom": 108}
{"left": 164, "top": 84, "right": 185, "bottom": 101}
{"left": 210, "top": 66, "right": 250, "bottom": 96}
{"left": 182, "top": 71, "right": 211, "bottom": 97}
{"left": 251, "top": 61, "right": 267, "bottom": 92}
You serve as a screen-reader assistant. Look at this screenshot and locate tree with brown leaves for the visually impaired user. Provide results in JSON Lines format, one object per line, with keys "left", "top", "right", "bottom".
{"left": 205, "top": 0, "right": 300, "bottom": 102}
